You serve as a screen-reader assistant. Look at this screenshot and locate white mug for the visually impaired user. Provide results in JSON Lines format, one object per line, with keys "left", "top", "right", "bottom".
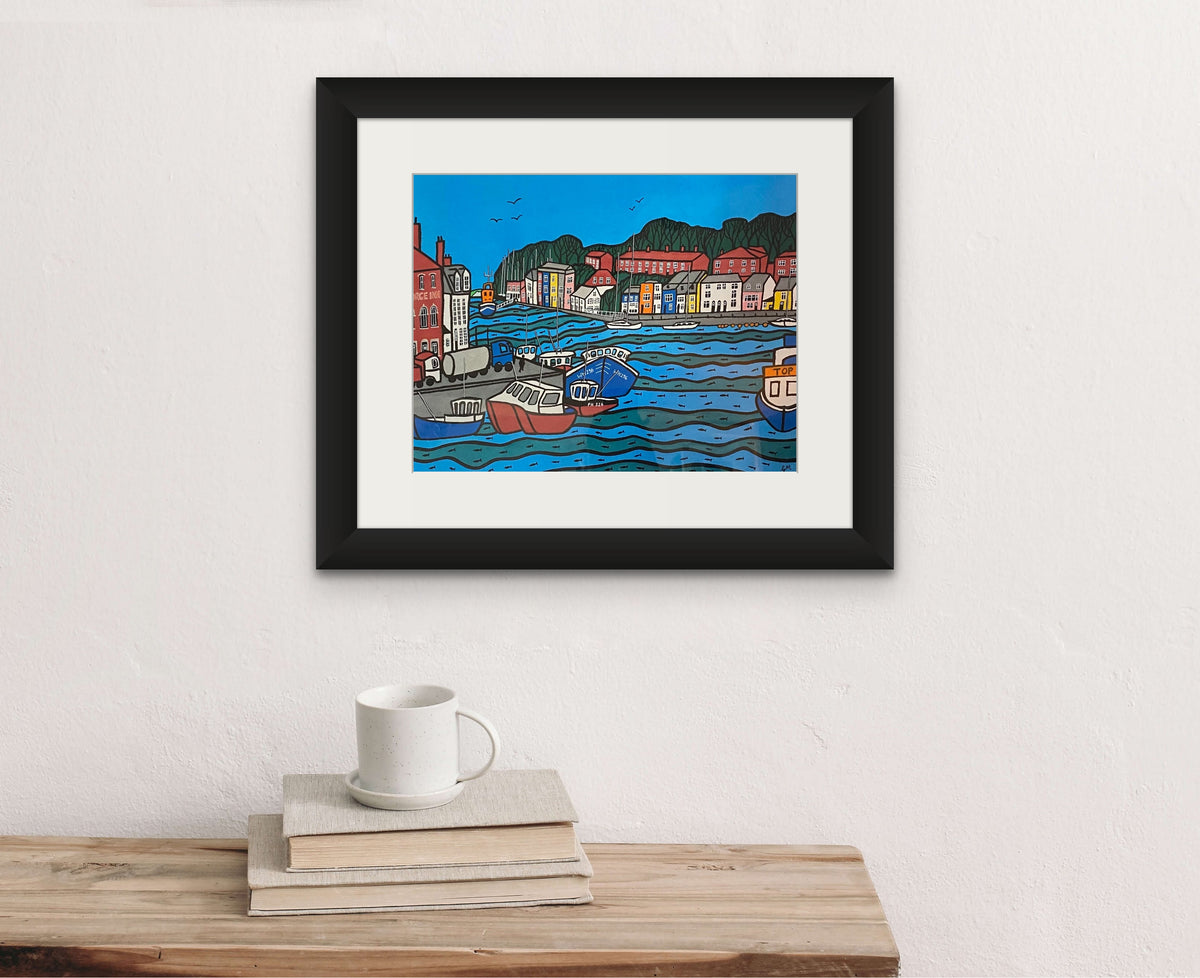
{"left": 351, "top": 683, "right": 499, "bottom": 808}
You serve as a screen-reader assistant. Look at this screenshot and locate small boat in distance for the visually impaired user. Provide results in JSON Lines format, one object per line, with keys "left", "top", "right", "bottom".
{"left": 479, "top": 279, "right": 496, "bottom": 318}
{"left": 514, "top": 343, "right": 538, "bottom": 361}
{"left": 487, "top": 380, "right": 577, "bottom": 435}
{"left": 771, "top": 317, "right": 797, "bottom": 328}
{"left": 756, "top": 345, "right": 797, "bottom": 432}
{"left": 413, "top": 397, "right": 485, "bottom": 440}
{"left": 566, "top": 378, "right": 618, "bottom": 417}
{"left": 608, "top": 318, "right": 642, "bottom": 330}
{"left": 663, "top": 320, "right": 699, "bottom": 331}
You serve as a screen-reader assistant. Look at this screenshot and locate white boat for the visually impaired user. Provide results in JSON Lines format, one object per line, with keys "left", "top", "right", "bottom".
{"left": 514, "top": 343, "right": 539, "bottom": 361}
{"left": 771, "top": 317, "right": 797, "bottom": 328}
{"left": 608, "top": 318, "right": 642, "bottom": 330}
{"left": 581, "top": 346, "right": 631, "bottom": 363}
{"left": 663, "top": 320, "right": 699, "bottom": 331}
{"left": 537, "top": 350, "right": 575, "bottom": 368}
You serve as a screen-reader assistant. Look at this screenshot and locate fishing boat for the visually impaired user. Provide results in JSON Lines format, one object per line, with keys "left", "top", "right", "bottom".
{"left": 566, "top": 347, "right": 639, "bottom": 399}
{"left": 479, "top": 278, "right": 496, "bottom": 318}
{"left": 486, "top": 379, "right": 577, "bottom": 435}
{"left": 413, "top": 397, "right": 485, "bottom": 440}
{"left": 663, "top": 320, "right": 699, "bottom": 330}
{"left": 565, "top": 378, "right": 618, "bottom": 417}
{"left": 538, "top": 350, "right": 575, "bottom": 369}
{"left": 514, "top": 343, "right": 538, "bottom": 361}
{"left": 756, "top": 344, "right": 797, "bottom": 432}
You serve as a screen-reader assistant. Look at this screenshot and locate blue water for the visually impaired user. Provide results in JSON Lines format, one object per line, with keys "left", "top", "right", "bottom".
{"left": 414, "top": 302, "right": 796, "bottom": 472}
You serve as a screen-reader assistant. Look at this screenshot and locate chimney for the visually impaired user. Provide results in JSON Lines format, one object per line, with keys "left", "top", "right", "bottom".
{"left": 436, "top": 235, "right": 445, "bottom": 266}
{"left": 444, "top": 254, "right": 452, "bottom": 265}
{"left": 413, "top": 218, "right": 421, "bottom": 250}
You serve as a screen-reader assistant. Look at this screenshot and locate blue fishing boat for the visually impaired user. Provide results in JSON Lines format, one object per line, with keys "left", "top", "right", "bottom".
{"left": 566, "top": 347, "right": 639, "bottom": 399}
{"left": 756, "top": 344, "right": 797, "bottom": 432}
{"left": 413, "top": 397, "right": 485, "bottom": 440}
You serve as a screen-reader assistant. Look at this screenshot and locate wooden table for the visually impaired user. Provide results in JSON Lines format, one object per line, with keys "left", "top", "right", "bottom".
{"left": 0, "top": 837, "right": 898, "bottom": 977}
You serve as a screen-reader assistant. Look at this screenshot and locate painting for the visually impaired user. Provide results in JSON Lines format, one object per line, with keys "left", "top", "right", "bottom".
{"left": 316, "top": 78, "right": 893, "bottom": 569}
{"left": 410, "top": 174, "right": 799, "bottom": 473}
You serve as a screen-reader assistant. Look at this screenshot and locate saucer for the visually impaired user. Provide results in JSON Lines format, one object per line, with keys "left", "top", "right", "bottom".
{"left": 344, "top": 771, "right": 465, "bottom": 811}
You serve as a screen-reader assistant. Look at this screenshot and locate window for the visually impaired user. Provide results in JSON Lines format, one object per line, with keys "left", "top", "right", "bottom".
{"left": 431, "top": 340, "right": 438, "bottom": 354}
{"left": 786, "top": 380, "right": 796, "bottom": 397}
{"left": 430, "top": 306, "right": 438, "bottom": 329}
{"left": 770, "top": 381, "right": 780, "bottom": 398}
{"left": 519, "top": 387, "right": 536, "bottom": 404}
{"left": 421, "top": 340, "right": 429, "bottom": 352}
{"left": 419, "top": 306, "right": 427, "bottom": 329}
{"left": 418, "top": 273, "right": 424, "bottom": 290}
{"left": 541, "top": 392, "right": 561, "bottom": 407}
{"left": 412, "top": 342, "right": 416, "bottom": 355}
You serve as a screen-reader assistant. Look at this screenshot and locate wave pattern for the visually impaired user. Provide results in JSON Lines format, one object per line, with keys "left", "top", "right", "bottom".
{"left": 415, "top": 303, "right": 797, "bottom": 472}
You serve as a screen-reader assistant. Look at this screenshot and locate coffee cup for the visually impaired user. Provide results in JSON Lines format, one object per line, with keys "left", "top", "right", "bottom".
{"left": 348, "top": 683, "right": 499, "bottom": 810}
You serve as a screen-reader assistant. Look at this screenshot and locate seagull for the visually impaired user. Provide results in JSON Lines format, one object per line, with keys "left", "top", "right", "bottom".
{"left": 506, "top": 197, "right": 523, "bottom": 205}
{"left": 489, "top": 217, "right": 502, "bottom": 223}
{"left": 511, "top": 214, "right": 523, "bottom": 221}
{"left": 628, "top": 205, "right": 637, "bottom": 211}
{"left": 635, "top": 196, "right": 645, "bottom": 203}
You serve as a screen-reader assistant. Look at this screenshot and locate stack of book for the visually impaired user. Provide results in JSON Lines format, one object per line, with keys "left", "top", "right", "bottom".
{"left": 247, "top": 769, "right": 591, "bottom": 916}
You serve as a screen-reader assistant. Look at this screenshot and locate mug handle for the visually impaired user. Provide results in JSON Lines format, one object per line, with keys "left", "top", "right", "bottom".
{"left": 456, "top": 709, "right": 500, "bottom": 782}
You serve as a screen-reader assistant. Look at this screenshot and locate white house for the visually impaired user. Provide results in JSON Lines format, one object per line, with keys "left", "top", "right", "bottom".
{"left": 700, "top": 273, "right": 742, "bottom": 313}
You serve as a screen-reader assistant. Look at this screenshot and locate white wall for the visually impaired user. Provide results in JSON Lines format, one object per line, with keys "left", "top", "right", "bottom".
{"left": 2, "top": 3, "right": 1197, "bottom": 975}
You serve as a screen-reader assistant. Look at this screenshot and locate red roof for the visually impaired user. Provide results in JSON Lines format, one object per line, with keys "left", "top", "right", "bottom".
{"left": 413, "top": 248, "right": 440, "bottom": 272}
{"left": 619, "top": 249, "right": 706, "bottom": 261}
{"left": 715, "top": 246, "right": 767, "bottom": 261}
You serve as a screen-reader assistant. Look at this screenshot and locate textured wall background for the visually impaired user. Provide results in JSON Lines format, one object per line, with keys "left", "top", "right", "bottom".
{"left": 2, "top": 3, "right": 1198, "bottom": 975}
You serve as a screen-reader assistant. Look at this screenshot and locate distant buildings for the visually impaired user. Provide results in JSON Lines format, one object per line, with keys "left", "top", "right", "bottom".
{"left": 712, "top": 246, "right": 769, "bottom": 280}
{"left": 667, "top": 270, "right": 706, "bottom": 315}
{"left": 535, "top": 262, "right": 575, "bottom": 310}
{"left": 741, "top": 273, "right": 776, "bottom": 312}
{"left": 771, "top": 251, "right": 797, "bottom": 280}
{"left": 570, "top": 285, "right": 602, "bottom": 314}
{"left": 436, "top": 237, "right": 471, "bottom": 354}
{"left": 617, "top": 248, "right": 709, "bottom": 276}
{"left": 770, "top": 276, "right": 796, "bottom": 312}
{"left": 584, "top": 267, "right": 617, "bottom": 290}
{"left": 700, "top": 274, "right": 742, "bottom": 313}
{"left": 584, "top": 250, "right": 613, "bottom": 272}
{"left": 506, "top": 280, "right": 525, "bottom": 302}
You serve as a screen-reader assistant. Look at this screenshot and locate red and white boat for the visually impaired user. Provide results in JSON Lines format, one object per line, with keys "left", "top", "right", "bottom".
{"left": 565, "top": 379, "right": 618, "bottom": 417}
{"left": 486, "top": 380, "right": 577, "bottom": 435}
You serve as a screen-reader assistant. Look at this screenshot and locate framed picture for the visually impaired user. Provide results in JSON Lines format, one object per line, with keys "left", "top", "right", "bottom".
{"left": 317, "top": 77, "right": 892, "bottom": 570}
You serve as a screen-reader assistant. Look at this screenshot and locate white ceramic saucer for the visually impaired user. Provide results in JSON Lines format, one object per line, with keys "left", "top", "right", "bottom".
{"left": 344, "top": 770, "right": 465, "bottom": 811}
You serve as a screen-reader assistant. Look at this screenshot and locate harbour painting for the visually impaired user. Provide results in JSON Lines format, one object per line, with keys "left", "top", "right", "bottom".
{"left": 411, "top": 174, "right": 799, "bottom": 473}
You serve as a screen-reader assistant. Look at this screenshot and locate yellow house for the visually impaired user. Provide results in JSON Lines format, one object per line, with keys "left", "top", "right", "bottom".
{"left": 549, "top": 271, "right": 559, "bottom": 308}
{"left": 772, "top": 276, "right": 796, "bottom": 312}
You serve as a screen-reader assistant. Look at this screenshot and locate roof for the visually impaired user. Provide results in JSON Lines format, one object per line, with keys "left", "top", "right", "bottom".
{"left": 774, "top": 250, "right": 797, "bottom": 259}
{"left": 714, "top": 247, "right": 767, "bottom": 262}
{"left": 774, "top": 276, "right": 797, "bottom": 289}
{"left": 743, "top": 273, "right": 772, "bottom": 290}
{"left": 667, "top": 270, "right": 706, "bottom": 288}
{"left": 618, "top": 249, "right": 706, "bottom": 261}
{"left": 573, "top": 285, "right": 597, "bottom": 299}
{"left": 538, "top": 262, "right": 573, "bottom": 272}
{"left": 704, "top": 273, "right": 743, "bottom": 284}
{"left": 413, "top": 248, "right": 440, "bottom": 272}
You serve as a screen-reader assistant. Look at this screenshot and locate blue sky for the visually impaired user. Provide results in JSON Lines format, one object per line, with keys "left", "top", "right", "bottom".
{"left": 413, "top": 174, "right": 795, "bottom": 279}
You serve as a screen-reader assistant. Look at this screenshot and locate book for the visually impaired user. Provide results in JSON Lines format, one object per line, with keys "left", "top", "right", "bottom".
{"left": 247, "top": 815, "right": 592, "bottom": 916}
{"left": 282, "top": 768, "right": 579, "bottom": 871}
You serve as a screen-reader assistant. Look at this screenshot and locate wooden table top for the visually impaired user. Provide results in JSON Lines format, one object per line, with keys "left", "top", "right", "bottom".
{"left": 0, "top": 836, "right": 898, "bottom": 977}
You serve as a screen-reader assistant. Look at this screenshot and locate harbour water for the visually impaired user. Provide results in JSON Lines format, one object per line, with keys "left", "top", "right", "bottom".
{"left": 414, "top": 302, "right": 797, "bottom": 473}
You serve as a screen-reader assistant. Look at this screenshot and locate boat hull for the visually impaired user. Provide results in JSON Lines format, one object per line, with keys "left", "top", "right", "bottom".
{"left": 486, "top": 401, "right": 577, "bottom": 435}
{"left": 567, "top": 398, "right": 618, "bottom": 417}
{"left": 413, "top": 416, "right": 483, "bottom": 439}
{"left": 756, "top": 392, "right": 796, "bottom": 432}
{"left": 414, "top": 358, "right": 563, "bottom": 418}
{"left": 566, "top": 356, "right": 639, "bottom": 399}
{"left": 479, "top": 303, "right": 495, "bottom": 318}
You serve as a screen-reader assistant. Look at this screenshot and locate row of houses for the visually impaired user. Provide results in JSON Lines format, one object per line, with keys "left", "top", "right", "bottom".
{"left": 504, "top": 243, "right": 798, "bottom": 317}
{"left": 412, "top": 218, "right": 471, "bottom": 364}
{"left": 618, "top": 270, "right": 796, "bottom": 316}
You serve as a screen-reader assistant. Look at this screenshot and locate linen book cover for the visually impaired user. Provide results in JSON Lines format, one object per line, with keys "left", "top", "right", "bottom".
{"left": 283, "top": 769, "right": 580, "bottom": 870}
{"left": 247, "top": 815, "right": 593, "bottom": 916}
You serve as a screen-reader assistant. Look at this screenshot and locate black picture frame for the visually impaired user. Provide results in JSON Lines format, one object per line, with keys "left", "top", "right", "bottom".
{"left": 317, "top": 77, "right": 893, "bottom": 570}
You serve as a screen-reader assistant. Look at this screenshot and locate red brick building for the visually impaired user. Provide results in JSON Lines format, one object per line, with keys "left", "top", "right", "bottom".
{"left": 584, "top": 250, "right": 614, "bottom": 272}
{"left": 771, "top": 251, "right": 797, "bottom": 280}
{"left": 412, "top": 219, "right": 443, "bottom": 358}
{"left": 584, "top": 267, "right": 617, "bottom": 289}
{"left": 712, "top": 246, "right": 769, "bottom": 280}
{"left": 617, "top": 248, "right": 709, "bottom": 276}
